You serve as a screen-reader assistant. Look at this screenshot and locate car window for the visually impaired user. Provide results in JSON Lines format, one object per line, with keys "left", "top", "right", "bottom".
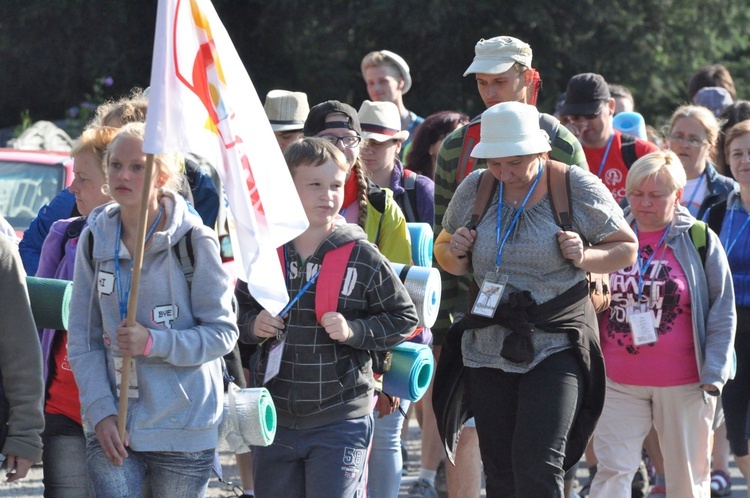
{"left": 0, "top": 161, "right": 65, "bottom": 232}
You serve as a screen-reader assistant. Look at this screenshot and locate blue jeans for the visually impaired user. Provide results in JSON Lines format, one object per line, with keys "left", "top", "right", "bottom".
{"left": 42, "top": 414, "right": 91, "bottom": 498}
{"left": 86, "top": 436, "right": 214, "bottom": 498}
{"left": 367, "top": 399, "right": 410, "bottom": 498}
{"left": 253, "top": 414, "right": 373, "bottom": 498}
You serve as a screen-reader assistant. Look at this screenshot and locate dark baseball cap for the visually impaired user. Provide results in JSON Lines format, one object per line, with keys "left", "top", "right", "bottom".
{"left": 303, "top": 100, "right": 361, "bottom": 136}
{"left": 559, "top": 73, "right": 611, "bottom": 116}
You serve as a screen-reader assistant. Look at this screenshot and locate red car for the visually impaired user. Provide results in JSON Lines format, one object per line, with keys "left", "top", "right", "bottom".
{"left": 0, "top": 149, "right": 73, "bottom": 238}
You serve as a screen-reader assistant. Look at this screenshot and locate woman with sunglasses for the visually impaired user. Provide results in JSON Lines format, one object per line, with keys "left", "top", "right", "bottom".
{"left": 667, "top": 105, "right": 734, "bottom": 220}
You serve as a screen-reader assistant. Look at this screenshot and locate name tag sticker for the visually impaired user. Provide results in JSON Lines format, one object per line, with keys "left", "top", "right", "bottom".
{"left": 98, "top": 271, "right": 114, "bottom": 296}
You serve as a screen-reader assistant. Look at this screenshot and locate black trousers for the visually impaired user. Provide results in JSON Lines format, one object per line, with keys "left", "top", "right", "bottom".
{"left": 468, "top": 348, "right": 583, "bottom": 498}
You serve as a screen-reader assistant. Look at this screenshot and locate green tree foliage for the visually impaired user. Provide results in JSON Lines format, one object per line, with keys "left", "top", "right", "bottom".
{"left": 2, "top": 0, "right": 749, "bottom": 135}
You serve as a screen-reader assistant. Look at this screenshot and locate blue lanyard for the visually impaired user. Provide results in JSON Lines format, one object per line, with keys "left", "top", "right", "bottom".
{"left": 494, "top": 162, "right": 543, "bottom": 267}
{"left": 682, "top": 170, "right": 706, "bottom": 214}
{"left": 633, "top": 222, "right": 671, "bottom": 300}
{"left": 724, "top": 197, "right": 750, "bottom": 256}
{"left": 278, "top": 246, "right": 321, "bottom": 317}
{"left": 114, "top": 207, "right": 164, "bottom": 320}
{"left": 596, "top": 134, "right": 615, "bottom": 178}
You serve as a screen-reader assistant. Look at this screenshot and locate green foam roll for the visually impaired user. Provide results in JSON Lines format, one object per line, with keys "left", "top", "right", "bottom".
{"left": 218, "top": 385, "right": 276, "bottom": 452}
{"left": 382, "top": 342, "right": 434, "bottom": 402}
{"left": 407, "top": 222, "right": 433, "bottom": 267}
{"left": 26, "top": 276, "right": 73, "bottom": 331}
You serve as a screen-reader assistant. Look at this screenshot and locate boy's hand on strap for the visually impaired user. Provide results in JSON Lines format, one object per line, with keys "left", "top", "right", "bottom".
{"left": 320, "top": 311, "right": 352, "bottom": 342}
{"left": 253, "top": 309, "right": 286, "bottom": 339}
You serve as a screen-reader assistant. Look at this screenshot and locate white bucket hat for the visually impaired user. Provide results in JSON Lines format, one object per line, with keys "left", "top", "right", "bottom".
{"left": 264, "top": 90, "right": 310, "bottom": 132}
{"left": 471, "top": 102, "right": 550, "bottom": 159}
{"left": 464, "top": 36, "right": 533, "bottom": 76}
{"left": 358, "top": 100, "right": 410, "bottom": 142}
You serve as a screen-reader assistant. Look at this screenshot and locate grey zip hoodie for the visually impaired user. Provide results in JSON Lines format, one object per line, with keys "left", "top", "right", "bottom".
{"left": 68, "top": 192, "right": 238, "bottom": 451}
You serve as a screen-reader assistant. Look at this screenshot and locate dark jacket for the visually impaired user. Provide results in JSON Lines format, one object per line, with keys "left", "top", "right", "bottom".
{"left": 433, "top": 280, "right": 605, "bottom": 471}
{"left": 695, "top": 163, "right": 735, "bottom": 221}
{"left": 235, "top": 222, "right": 418, "bottom": 429}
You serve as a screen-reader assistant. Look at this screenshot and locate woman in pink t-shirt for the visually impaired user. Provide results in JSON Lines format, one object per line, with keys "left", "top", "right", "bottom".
{"left": 590, "top": 150, "right": 736, "bottom": 498}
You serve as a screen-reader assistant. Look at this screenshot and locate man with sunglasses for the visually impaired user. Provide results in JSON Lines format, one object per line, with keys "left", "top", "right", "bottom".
{"left": 560, "top": 73, "right": 658, "bottom": 203}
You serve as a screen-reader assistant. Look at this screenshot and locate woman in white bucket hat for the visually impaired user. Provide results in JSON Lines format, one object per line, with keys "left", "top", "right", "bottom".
{"left": 433, "top": 101, "right": 637, "bottom": 497}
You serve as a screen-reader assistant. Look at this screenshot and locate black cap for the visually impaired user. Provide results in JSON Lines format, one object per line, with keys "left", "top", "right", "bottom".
{"left": 559, "top": 73, "right": 611, "bottom": 116}
{"left": 303, "top": 100, "right": 361, "bottom": 136}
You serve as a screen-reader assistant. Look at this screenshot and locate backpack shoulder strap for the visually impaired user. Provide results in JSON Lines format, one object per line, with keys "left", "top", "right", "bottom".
{"left": 173, "top": 227, "right": 196, "bottom": 288}
{"left": 546, "top": 160, "right": 573, "bottom": 230}
{"left": 620, "top": 133, "right": 638, "bottom": 170}
{"left": 689, "top": 220, "right": 708, "bottom": 267}
{"left": 707, "top": 199, "right": 728, "bottom": 236}
{"left": 314, "top": 241, "right": 357, "bottom": 323}
{"left": 456, "top": 117, "right": 482, "bottom": 186}
{"left": 402, "top": 169, "right": 419, "bottom": 223}
{"left": 538, "top": 113, "right": 560, "bottom": 147}
{"left": 61, "top": 216, "right": 87, "bottom": 256}
{"left": 468, "top": 170, "right": 499, "bottom": 230}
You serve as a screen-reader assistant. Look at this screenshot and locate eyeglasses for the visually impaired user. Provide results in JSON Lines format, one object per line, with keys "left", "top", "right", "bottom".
{"left": 319, "top": 134, "right": 362, "bottom": 149}
{"left": 566, "top": 110, "right": 602, "bottom": 123}
{"left": 668, "top": 134, "right": 706, "bottom": 148}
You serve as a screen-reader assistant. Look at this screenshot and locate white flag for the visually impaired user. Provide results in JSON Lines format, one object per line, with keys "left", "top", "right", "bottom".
{"left": 143, "top": 0, "right": 308, "bottom": 315}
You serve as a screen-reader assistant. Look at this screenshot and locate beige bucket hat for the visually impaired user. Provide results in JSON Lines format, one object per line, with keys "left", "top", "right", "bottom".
{"left": 264, "top": 90, "right": 310, "bottom": 132}
{"left": 357, "top": 100, "right": 410, "bottom": 142}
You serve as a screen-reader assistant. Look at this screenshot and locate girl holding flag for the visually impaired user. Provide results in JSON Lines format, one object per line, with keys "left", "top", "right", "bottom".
{"left": 67, "top": 123, "right": 238, "bottom": 497}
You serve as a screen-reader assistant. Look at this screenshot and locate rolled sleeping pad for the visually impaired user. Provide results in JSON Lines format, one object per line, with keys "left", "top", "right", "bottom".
{"left": 26, "top": 276, "right": 73, "bottom": 331}
{"left": 217, "top": 385, "right": 276, "bottom": 452}
{"left": 613, "top": 111, "right": 647, "bottom": 140}
{"left": 389, "top": 263, "right": 441, "bottom": 328}
{"left": 382, "top": 342, "right": 434, "bottom": 402}
{"left": 407, "top": 222, "right": 433, "bottom": 267}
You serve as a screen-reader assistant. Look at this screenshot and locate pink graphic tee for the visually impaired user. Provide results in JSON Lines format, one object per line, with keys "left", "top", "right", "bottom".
{"left": 599, "top": 229, "right": 699, "bottom": 386}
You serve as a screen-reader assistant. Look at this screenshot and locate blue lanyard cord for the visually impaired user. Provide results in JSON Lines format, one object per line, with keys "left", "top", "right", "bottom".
{"left": 724, "top": 197, "right": 750, "bottom": 256}
{"left": 633, "top": 222, "right": 671, "bottom": 301}
{"left": 494, "top": 162, "right": 543, "bottom": 267}
{"left": 596, "top": 134, "right": 615, "bottom": 178}
{"left": 682, "top": 170, "right": 706, "bottom": 212}
{"left": 114, "top": 206, "right": 164, "bottom": 321}
{"left": 278, "top": 246, "right": 321, "bottom": 318}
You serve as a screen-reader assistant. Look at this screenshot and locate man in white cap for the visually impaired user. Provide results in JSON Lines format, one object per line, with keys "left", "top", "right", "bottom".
{"left": 263, "top": 89, "right": 310, "bottom": 152}
{"left": 361, "top": 50, "right": 423, "bottom": 155}
{"left": 417, "top": 35, "right": 588, "bottom": 498}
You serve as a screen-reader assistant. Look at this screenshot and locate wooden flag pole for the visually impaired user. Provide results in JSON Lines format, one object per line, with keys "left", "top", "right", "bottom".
{"left": 117, "top": 154, "right": 156, "bottom": 441}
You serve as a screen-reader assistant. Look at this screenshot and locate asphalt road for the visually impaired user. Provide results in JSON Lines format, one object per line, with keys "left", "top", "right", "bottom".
{"left": 0, "top": 417, "right": 746, "bottom": 497}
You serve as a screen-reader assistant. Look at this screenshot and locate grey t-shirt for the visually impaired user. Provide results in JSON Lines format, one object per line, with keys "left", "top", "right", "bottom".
{"left": 442, "top": 165, "right": 625, "bottom": 372}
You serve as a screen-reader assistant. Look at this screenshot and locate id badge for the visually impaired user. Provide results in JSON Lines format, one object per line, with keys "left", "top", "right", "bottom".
{"left": 263, "top": 337, "right": 286, "bottom": 384}
{"left": 472, "top": 272, "right": 508, "bottom": 318}
{"left": 628, "top": 305, "right": 658, "bottom": 345}
{"left": 114, "top": 357, "right": 139, "bottom": 398}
